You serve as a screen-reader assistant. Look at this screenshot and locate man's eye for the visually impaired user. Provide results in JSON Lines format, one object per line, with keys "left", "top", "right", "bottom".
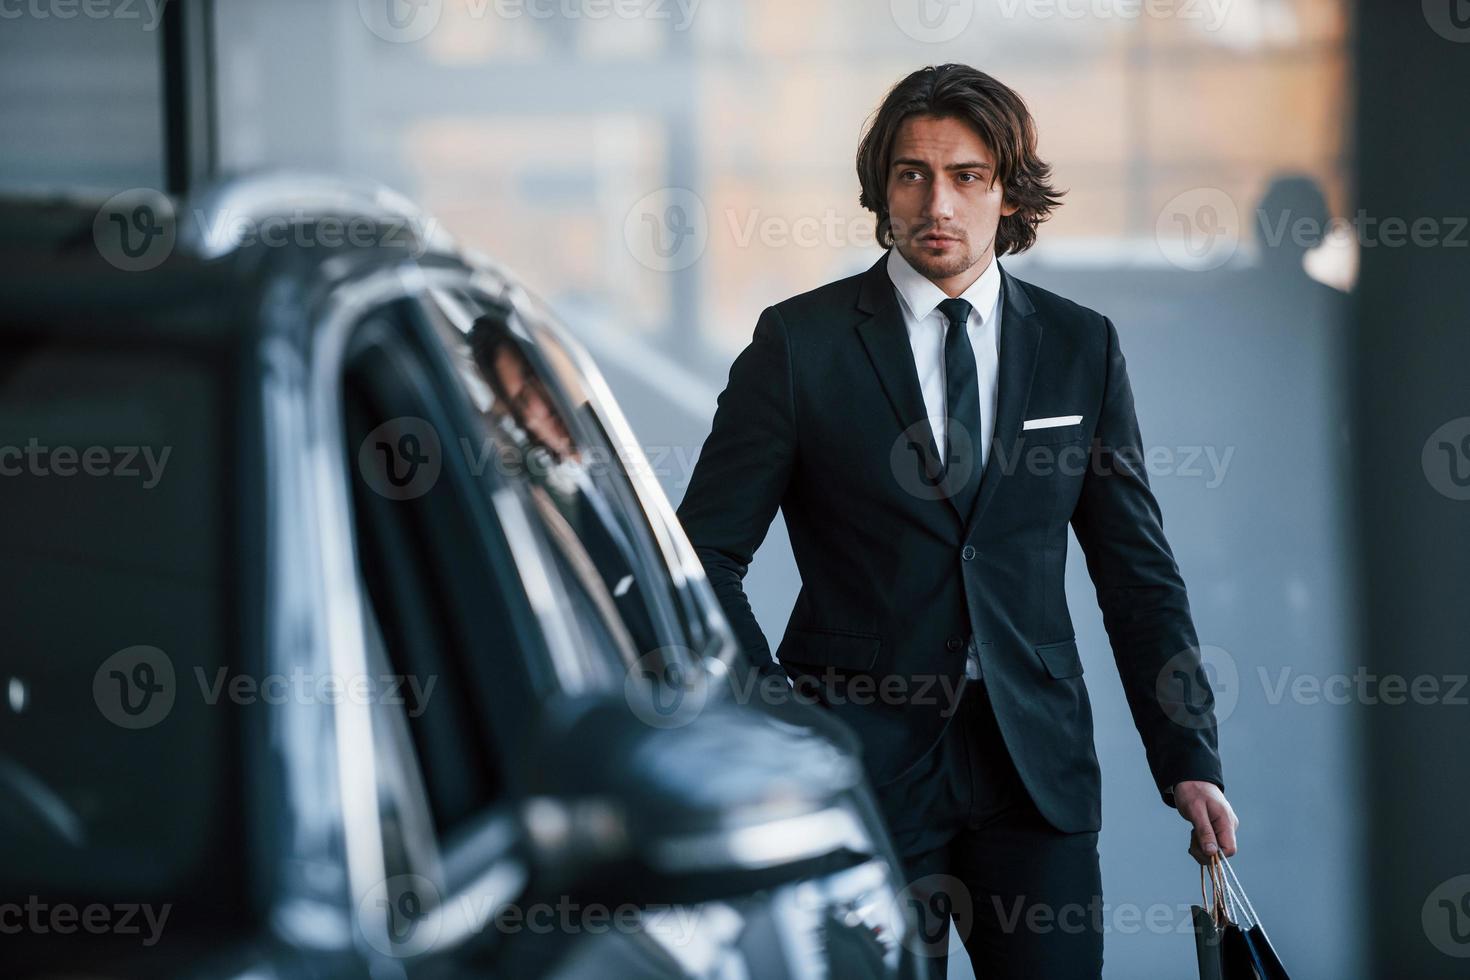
{"left": 957, "top": 173, "right": 979, "bottom": 183}
{"left": 900, "top": 171, "right": 924, "bottom": 182}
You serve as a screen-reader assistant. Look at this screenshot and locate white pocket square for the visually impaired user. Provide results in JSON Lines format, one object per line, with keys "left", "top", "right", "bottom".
{"left": 1022, "top": 415, "right": 1083, "bottom": 430}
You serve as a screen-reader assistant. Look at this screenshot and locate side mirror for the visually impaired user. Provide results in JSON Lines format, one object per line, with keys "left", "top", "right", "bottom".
{"left": 518, "top": 691, "right": 874, "bottom": 906}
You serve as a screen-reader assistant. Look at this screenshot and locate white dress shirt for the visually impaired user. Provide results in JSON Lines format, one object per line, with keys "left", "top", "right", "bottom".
{"left": 885, "top": 246, "right": 1004, "bottom": 470}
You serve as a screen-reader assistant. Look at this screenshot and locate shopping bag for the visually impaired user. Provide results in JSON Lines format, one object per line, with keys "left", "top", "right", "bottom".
{"left": 1192, "top": 852, "right": 1230, "bottom": 979}
{"left": 1220, "top": 855, "right": 1291, "bottom": 979}
{"left": 1191, "top": 853, "right": 1291, "bottom": 980}
{"left": 1191, "top": 899, "right": 1224, "bottom": 980}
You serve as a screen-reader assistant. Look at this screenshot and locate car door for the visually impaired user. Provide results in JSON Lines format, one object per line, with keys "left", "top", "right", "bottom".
{"left": 331, "top": 287, "right": 690, "bottom": 978}
{"left": 0, "top": 330, "right": 266, "bottom": 977}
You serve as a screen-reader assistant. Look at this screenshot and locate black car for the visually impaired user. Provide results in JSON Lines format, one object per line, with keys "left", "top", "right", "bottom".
{"left": 0, "top": 176, "right": 926, "bottom": 979}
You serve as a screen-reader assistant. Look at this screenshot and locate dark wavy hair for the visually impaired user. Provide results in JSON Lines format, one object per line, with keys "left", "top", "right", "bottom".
{"left": 856, "top": 64, "right": 1064, "bottom": 256}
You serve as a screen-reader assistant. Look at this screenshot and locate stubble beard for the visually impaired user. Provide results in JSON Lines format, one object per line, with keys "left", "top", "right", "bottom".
{"left": 893, "top": 230, "right": 992, "bottom": 283}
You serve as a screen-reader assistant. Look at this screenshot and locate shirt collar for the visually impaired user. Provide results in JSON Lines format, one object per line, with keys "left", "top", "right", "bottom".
{"left": 886, "top": 245, "right": 1003, "bottom": 329}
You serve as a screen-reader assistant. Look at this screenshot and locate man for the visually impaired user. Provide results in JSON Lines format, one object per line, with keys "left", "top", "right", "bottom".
{"left": 675, "top": 64, "right": 1238, "bottom": 977}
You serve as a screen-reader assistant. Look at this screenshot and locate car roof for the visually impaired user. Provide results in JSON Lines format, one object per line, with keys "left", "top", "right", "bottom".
{"left": 0, "top": 174, "right": 511, "bottom": 349}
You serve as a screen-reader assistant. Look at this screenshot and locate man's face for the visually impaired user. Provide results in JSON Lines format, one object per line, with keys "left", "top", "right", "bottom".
{"left": 885, "top": 113, "right": 1018, "bottom": 289}
{"left": 492, "top": 345, "right": 576, "bottom": 460}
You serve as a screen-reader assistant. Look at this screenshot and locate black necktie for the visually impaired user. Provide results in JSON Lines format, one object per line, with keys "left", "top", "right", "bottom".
{"left": 937, "top": 297, "right": 983, "bottom": 522}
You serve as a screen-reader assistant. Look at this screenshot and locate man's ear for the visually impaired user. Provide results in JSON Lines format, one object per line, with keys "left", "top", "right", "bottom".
{"left": 1000, "top": 198, "right": 1020, "bottom": 218}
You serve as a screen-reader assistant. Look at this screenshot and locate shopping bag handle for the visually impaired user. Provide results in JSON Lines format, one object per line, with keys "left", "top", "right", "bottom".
{"left": 1200, "top": 853, "right": 1232, "bottom": 927}
{"left": 1220, "top": 854, "right": 1275, "bottom": 945}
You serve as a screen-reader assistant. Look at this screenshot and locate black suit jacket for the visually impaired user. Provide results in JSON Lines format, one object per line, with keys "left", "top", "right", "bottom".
{"left": 675, "top": 251, "right": 1224, "bottom": 834}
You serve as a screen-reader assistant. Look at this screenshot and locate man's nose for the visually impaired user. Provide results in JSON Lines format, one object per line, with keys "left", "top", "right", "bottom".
{"left": 921, "top": 181, "right": 955, "bottom": 221}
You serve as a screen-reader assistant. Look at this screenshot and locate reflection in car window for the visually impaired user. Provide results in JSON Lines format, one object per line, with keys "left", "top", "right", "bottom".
{"left": 472, "top": 314, "right": 668, "bottom": 653}
{"left": 504, "top": 288, "right": 716, "bottom": 653}
{"left": 418, "top": 289, "right": 692, "bottom": 689}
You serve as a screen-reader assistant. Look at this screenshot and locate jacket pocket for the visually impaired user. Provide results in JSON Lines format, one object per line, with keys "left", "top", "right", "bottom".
{"left": 1035, "top": 637, "right": 1085, "bottom": 679}
{"left": 777, "top": 627, "right": 882, "bottom": 671}
{"left": 1021, "top": 425, "right": 1086, "bottom": 447}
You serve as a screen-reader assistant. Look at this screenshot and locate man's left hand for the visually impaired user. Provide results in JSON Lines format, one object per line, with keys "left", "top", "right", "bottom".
{"left": 1174, "top": 780, "right": 1239, "bottom": 865}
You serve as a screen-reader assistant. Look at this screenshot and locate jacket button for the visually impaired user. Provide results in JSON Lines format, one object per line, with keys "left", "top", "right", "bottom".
{"left": 961, "top": 545, "right": 976, "bottom": 561}
{"left": 946, "top": 635, "right": 963, "bottom": 652}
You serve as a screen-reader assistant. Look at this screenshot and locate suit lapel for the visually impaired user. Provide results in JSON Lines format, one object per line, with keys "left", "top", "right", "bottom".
{"left": 853, "top": 252, "right": 1045, "bottom": 534}
{"left": 854, "top": 253, "right": 949, "bottom": 494}
{"left": 960, "top": 265, "right": 1043, "bottom": 537}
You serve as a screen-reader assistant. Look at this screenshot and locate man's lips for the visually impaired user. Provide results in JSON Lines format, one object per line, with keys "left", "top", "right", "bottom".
{"left": 917, "top": 234, "right": 962, "bottom": 246}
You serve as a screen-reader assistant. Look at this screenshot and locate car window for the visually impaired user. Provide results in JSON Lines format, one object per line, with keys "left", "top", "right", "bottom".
{"left": 0, "top": 338, "right": 246, "bottom": 916}
{"left": 494, "top": 287, "right": 722, "bottom": 659}
{"left": 417, "top": 288, "right": 699, "bottom": 683}
{"left": 343, "top": 306, "right": 523, "bottom": 842}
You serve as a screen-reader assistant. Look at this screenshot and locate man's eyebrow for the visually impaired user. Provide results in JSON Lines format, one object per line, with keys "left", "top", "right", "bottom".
{"left": 891, "top": 158, "right": 995, "bottom": 171}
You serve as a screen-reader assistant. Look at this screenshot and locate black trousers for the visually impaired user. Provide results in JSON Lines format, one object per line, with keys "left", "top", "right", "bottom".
{"left": 880, "top": 678, "right": 1105, "bottom": 979}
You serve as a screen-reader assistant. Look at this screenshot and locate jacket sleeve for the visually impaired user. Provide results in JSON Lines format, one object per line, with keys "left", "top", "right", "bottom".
{"left": 1070, "top": 315, "right": 1225, "bottom": 810}
{"left": 675, "top": 306, "right": 797, "bottom": 678}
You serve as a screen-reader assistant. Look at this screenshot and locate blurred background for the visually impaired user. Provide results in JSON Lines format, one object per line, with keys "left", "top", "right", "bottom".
{"left": 2, "top": 1, "right": 1466, "bottom": 977}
